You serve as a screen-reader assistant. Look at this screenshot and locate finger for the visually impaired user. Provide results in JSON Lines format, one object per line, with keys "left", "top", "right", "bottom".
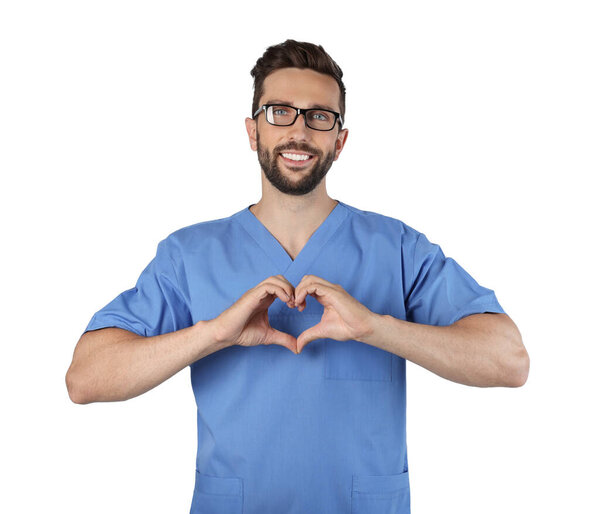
{"left": 294, "top": 275, "right": 332, "bottom": 301}
{"left": 296, "top": 274, "right": 335, "bottom": 289}
{"left": 294, "top": 276, "right": 314, "bottom": 307}
{"left": 266, "top": 329, "right": 299, "bottom": 354}
{"left": 263, "top": 275, "right": 296, "bottom": 304}
{"left": 272, "top": 275, "right": 297, "bottom": 306}
{"left": 255, "top": 283, "right": 294, "bottom": 308}
{"left": 295, "top": 281, "right": 333, "bottom": 308}
{"left": 274, "top": 274, "right": 295, "bottom": 288}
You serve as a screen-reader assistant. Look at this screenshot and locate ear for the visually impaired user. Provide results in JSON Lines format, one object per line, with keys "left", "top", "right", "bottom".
{"left": 245, "top": 117, "right": 258, "bottom": 151}
{"left": 333, "top": 128, "right": 349, "bottom": 161}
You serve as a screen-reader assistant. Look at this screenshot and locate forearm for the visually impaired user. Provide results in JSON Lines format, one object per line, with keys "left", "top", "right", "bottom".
{"left": 360, "top": 313, "right": 527, "bottom": 387}
{"left": 66, "top": 321, "right": 227, "bottom": 404}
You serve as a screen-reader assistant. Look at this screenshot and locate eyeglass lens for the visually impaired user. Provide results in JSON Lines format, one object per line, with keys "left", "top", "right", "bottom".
{"left": 266, "top": 105, "right": 336, "bottom": 130}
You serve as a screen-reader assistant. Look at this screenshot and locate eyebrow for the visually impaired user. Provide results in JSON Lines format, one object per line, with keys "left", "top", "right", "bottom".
{"left": 266, "top": 99, "right": 337, "bottom": 112}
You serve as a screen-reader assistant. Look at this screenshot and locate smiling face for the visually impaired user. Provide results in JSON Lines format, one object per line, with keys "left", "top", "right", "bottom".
{"left": 245, "top": 67, "right": 349, "bottom": 196}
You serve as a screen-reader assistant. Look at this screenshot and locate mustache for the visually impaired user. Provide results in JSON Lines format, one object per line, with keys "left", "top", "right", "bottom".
{"left": 274, "top": 143, "right": 321, "bottom": 156}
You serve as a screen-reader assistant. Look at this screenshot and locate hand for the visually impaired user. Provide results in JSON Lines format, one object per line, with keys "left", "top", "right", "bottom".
{"left": 211, "top": 275, "right": 299, "bottom": 354}
{"left": 293, "top": 275, "right": 376, "bottom": 354}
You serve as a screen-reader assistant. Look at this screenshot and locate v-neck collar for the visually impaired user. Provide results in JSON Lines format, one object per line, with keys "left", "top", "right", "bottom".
{"left": 235, "top": 199, "right": 350, "bottom": 283}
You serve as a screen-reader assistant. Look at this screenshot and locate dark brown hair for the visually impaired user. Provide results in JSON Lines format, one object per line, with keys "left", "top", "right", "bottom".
{"left": 250, "top": 39, "right": 346, "bottom": 126}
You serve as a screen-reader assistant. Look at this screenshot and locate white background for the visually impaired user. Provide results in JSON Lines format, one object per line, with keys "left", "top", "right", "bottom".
{"left": 1, "top": 1, "right": 598, "bottom": 513}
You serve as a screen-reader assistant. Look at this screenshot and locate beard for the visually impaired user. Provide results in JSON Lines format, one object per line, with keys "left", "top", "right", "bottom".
{"left": 256, "top": 131, "right": 336, "bottom": 196}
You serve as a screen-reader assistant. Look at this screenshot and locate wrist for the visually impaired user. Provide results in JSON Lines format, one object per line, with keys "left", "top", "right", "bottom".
{"left": 195, "top": 319, "right": 231, "bottom": 350}
{"left": 358, "top": 312, "right": 389, "bottom": 346}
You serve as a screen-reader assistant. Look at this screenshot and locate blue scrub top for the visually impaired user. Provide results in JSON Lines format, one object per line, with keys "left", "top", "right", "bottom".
{"left": 84, "top": 200, "right": 505, "bottom": 514}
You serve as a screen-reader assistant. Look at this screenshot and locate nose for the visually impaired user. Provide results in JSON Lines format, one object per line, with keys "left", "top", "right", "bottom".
{"left": 285, "top": 111, "right": 311, "bottom": 141}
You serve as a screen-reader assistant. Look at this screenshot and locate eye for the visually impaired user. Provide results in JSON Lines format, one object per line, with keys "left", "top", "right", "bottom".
{"left": 271, "top": 106, "right": 294, "bottom": 117}
{"left": 310, "top": 110, "right": 331, "bottom": 121}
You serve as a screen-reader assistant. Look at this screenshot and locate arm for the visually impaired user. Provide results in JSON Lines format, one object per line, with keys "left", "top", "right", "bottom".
{"left": 65, "top": 321, "right": 226, "bottom": 404}
{"left": 360, "top": 312, "right": 529, "bottom": 388}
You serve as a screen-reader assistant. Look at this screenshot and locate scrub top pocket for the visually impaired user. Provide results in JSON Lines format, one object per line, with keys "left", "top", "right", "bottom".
{"left": 190, "top": 470, "right": 243, "bottom": 514}
{"left": 351, "top": 471, "right": 411, "bottom": 514}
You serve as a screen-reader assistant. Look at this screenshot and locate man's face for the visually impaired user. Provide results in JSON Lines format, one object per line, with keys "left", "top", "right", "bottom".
{"left": 246, "top": 67, "right": 348, "bottom": 196}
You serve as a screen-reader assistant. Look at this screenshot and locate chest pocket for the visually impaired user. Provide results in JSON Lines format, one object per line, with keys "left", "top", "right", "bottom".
{"left": 324, "top": 337, "right": 392, "bottom": 381}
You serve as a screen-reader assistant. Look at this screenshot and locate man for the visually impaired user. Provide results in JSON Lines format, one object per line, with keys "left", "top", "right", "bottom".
{"left": 66, "top": 39, "right": 529, "bottom": 513}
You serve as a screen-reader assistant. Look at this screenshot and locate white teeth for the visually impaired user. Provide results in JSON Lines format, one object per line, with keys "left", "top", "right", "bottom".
{"left": 282, "top": 153, "right": 311, "bottom": 161}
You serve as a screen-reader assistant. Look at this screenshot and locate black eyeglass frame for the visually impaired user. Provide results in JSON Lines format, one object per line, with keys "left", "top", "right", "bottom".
{"left": 252, "top": 103, "right": 344, "bottom": 131}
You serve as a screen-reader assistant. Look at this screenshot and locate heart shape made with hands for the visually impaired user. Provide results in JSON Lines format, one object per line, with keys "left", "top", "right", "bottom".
{"left": 276, "top": 274, "right": 376, "bottom": 354}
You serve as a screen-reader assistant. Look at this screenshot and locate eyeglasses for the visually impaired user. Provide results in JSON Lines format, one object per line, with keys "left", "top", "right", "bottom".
{"left": 253, "top": 103, "right": 343, "bottom": 131}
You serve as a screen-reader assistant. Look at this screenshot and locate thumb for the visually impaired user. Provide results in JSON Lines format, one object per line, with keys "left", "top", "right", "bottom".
{"left": 296, "top": 325, "right": 325, "bottom": 354}
{"left": 266, "top": 328, "right": 299, "bottom": 354}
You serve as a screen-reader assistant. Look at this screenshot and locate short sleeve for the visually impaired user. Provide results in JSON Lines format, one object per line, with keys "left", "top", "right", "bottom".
{"left": 83, "top": 237, "right": 193, "bottom": 337}
{"left": 405, "top": 232, "right": 505, "bottom": 326}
